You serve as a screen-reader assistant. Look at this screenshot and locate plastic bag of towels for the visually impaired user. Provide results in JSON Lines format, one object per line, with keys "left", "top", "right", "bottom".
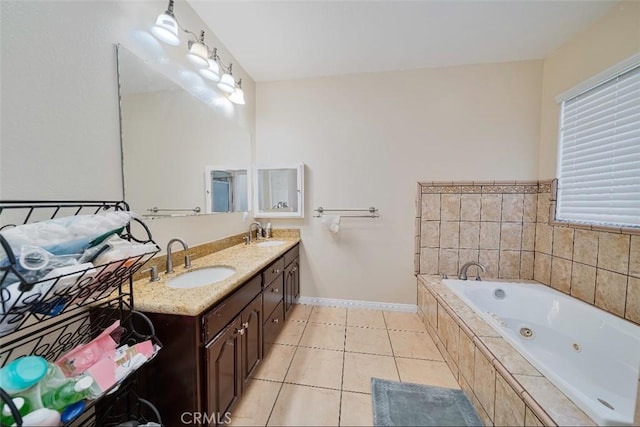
{"left": 0, "top": 211, "right": 156, "bottom": 334}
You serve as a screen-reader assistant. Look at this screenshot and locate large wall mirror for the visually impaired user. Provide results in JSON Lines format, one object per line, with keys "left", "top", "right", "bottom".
{"left": 116, "top": 44, "right": 251, "bottom": 218}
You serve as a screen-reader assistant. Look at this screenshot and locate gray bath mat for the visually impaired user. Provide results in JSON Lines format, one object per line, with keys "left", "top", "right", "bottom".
{"left": 371, "top": 378, "right": 483, "bottom": 426}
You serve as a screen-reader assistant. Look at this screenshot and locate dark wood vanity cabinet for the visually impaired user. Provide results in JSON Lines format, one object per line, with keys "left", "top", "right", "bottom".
{"left": 139, "top": 243, "right": 300, "bottom": 426}
{"left": 205, "top": 294, "right": 262, "bottom": 419}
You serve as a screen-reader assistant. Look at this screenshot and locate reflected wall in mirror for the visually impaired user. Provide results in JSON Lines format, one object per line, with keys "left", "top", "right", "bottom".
{"left": 255, "top": 164, "right": 304, "bottom": 218}
{"left": 205, "top": 167, "right": 249, "bottom": 214}
{"left": 117, "top": 44, "right": 251, "bottom": 218}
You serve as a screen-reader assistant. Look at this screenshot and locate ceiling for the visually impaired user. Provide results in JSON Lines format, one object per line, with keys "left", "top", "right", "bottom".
{"left": 188, "top": 1, "right": 616, "bottom": 82}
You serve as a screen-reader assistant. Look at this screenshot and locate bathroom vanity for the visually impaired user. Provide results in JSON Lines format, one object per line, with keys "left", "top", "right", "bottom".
{"left": 135, "top": 240, "right": 300, "bottom": 425}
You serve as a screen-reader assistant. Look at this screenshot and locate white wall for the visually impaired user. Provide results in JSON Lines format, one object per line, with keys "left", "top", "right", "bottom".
{"left": 1, "top": 0, "right": 255, "bottom": 251}
{"left": 256, "top": 60, "right": 543, "bottom": 304}
{"left": 538, "top": 1, "right": 640, "bottom": 179}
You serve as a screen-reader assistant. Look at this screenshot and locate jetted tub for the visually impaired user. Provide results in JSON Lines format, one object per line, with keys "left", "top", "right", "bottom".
{"left": 442, "top": 279, "right": 640, "bottom": 426}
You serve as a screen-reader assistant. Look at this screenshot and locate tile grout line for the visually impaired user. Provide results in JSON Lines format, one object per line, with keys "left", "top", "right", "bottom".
{"left": 338, "top": 308, "right": 349, "bottom": 426}
{"left": 263, "top": 305, "right": 313, "bottom": 426}
{"left": 382, "top": 311, "right": 402, "bottom": 383}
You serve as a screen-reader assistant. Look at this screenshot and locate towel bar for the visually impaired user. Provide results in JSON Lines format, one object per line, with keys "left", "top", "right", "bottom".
{"left": 313, "top": 206, "right": 379, "bottom": 218}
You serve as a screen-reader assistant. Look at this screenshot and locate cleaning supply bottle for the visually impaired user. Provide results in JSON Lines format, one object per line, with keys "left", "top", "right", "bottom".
{"left": 0, "top": 396, "right": 31, "bottom": 426}
{"left": 40, "top": 375, "right": 94, "bottom": 412}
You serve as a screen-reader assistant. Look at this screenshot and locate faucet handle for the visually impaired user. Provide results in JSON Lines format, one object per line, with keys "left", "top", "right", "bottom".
{"left": 141, "top": 266, "right": 159, "bottom": 282}
{"left": 184, "top": 254, "right": 191, "bottom": 269}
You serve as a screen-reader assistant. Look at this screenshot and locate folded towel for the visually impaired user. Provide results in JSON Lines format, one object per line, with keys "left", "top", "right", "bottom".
{"left": 321, "top": 215, "right": 341, "bottom": 233}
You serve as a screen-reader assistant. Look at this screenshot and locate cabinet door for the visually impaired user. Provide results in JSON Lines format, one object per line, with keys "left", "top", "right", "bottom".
{"left": 205, "top": 317, "right": 243, "bottom": 423}
{"left": 284, "top": 262, "right": 295, "bottom": 315}
{"left": 284, "top": 258, "right": 300, "bottom": 318}
{"left": 241, "top": 294, "right": 263, "bottom": 383}
{"left": 292, "top": 257, "right": 300, "bottom": 299}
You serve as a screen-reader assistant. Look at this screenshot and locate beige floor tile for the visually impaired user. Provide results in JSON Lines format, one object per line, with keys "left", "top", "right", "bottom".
{"left": 342, "top": 352, "right": 399, "bottom": 393}
{"left": 299, "top": 322, "right": 345, "bottom": 350}
{"left": 284, "top": 347, "right": 344, "bottom": 390}
{"left": 309, "top": 305, "right": 347, "bottom": 324}
{"left": 273, "top": 320, "right": 307, "bottom": 346}
{"left": 267, "top": 383, "right": 341, "bottom": 426}
{"left": 252, "top": 344, "right": 297, "bottom": 382}
{"left": 345, "top": 326, "right": 393, "bottom": 356}
{"left": 383, "top": 311, "right": 426, "bottom": 331}
{"left": 287, "top": 304, "right": 313, "bottom": 321}
{"left": 388, "top": 330, "right": 443, "bottom": 360}
{"left": 229, "top": 379, "right": 282, "bottom": 426}
{"left": 340, "top": 391, "right": 373, "bottom": 426}
{"left": 395, "top": 358, "right": 460, "bottom": 389}
{"left": 347, "top": 308, "right": 386, "bottom": 329}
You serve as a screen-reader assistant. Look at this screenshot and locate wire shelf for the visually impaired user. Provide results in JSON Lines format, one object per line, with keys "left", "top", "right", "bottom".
{"left": 0, "top": 201, "right": 161, "bottom": 426}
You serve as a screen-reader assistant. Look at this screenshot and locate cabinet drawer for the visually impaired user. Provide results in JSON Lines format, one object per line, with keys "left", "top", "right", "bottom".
{"left": 284, "top": 244, "right": 299, "bottom": 267}
{"left": 203, "top": 274, "right": 261, "bottom": 343}
{"left": 263, "top": 275, "right": 283, "bottom": 322}
{"left": 263, "top": 301, "right": 284, "bottom": 354}
{"left": 263, "top": 257, "right": 285, "bottom": 288}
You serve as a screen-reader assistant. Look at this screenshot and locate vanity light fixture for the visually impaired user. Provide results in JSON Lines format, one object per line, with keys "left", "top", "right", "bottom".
{"left": 151, "top": 0, "right": 180, "bottom": 46}
{"left": 187, "top": 31, "right": 209, "bottom": 67}
{"left": 200, "top": 48, "right": 221, "bottom": 82}
{"left": 150, "top": 2, "right": 244, "bottom": 103}
{"left": 217, "top": 63, "right": 236, "bottom": 93}
{"left": 228, "top": 79, "right": 245, "bottom": 105}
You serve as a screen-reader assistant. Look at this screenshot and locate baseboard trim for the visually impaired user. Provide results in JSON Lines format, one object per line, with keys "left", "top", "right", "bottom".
{"left": 296, "top": 296, "right": 416, "bottom": 313}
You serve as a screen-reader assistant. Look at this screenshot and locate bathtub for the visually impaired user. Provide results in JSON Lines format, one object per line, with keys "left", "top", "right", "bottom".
{"left": 442, "top": 279, "right": 640, "bottom": 426}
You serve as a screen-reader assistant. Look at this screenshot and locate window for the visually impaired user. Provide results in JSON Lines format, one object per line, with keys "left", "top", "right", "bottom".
{"left": 556, "top": 56, "right": 640, "bottom": 229}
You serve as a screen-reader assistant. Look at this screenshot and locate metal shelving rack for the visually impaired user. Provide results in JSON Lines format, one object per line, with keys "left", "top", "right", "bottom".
{"left": 0, "top": 201, "right": 162, "bottom": 426}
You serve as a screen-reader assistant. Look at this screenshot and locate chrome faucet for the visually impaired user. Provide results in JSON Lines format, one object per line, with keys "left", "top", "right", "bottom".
{"left": 459, "top": 261, "right": 486, "bottom": 281}
{"left": 166, "top": 238, "right": 191, "bottom": 274}
{"left": 247, "top": 222, "right": 263, "bottom": 244}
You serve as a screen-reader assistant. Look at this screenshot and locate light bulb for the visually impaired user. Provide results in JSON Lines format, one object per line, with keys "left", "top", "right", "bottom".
{"left": 200, "top": 58, "right": 221, "bottom": 81}
{"left": 187, "top": 40, "right": 209, "bottom": 67}
{"left": 151, "top": 13, "right": 180, "bottom": 46}
{"left": 229, "top": 87, "right": 245, "bottom": 104}
{"left": 217, "top": 73, "right": 235, "bottom": 93}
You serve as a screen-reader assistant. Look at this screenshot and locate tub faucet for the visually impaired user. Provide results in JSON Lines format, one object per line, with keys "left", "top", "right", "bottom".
{"left": 247, "top": 222, "right": 263, "bottom": 244}
{"left": 166, "top": 238, "right": 190, "bottom": 274}
{"left": 459, "top": 261, "right": 486, "bottom": 281}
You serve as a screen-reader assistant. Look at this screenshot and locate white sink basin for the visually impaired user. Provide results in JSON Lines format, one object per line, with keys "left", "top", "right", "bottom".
{"left": 167, "top": 266, "right": 236, "bottom": 289}
{"left": 256, "top": 240, "right": 286, "bottom": 247}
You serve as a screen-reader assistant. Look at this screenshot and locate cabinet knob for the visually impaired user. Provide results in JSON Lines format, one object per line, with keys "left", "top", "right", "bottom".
{"left": 236, "top": 328, "right": 245, "bottom": 335}
{"left": 292, "top": 266, "right": 297, "bottom": 272}
{"left": 242, "top": 322, "right": 249, "bottom": 329}
{"left": 273, "top": 269, "right": 280, "bottom": 274}
{"left": 272, "top": 318, "right": 279, "bottom": 324}
{"left": 272, "top": 288, "right": 279, "bottom": 293}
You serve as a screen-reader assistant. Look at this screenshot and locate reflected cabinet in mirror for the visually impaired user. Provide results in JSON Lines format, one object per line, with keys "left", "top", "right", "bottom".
{"left": 116, "top": 45, "right": 251, "bottom": 218}
{"left": 254, "top": 164, "right": 304, "bottom": 218}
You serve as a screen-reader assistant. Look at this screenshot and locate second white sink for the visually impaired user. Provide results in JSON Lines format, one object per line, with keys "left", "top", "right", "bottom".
{"left": 256, "top": 240, "right": 286, "bottom": 247}
{"left": 167, "top": 266, "right": 236, "bottom": 289}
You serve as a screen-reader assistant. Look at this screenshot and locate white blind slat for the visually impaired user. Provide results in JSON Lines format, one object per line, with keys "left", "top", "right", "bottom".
{"left": 557, "top": 61, "right": 640, "bottom": 229}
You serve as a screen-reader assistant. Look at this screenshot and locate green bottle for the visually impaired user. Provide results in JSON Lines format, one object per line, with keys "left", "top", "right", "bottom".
{"left": 0, "top": 396, "right": 31, "bottom": 426}
{"left": 40, "top": 376, "right": 93, "bottom": 412}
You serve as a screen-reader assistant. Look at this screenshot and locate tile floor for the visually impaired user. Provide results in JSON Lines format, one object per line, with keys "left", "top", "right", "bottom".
{"left": 229, "top": 305, "right": 459, "bottom": 426}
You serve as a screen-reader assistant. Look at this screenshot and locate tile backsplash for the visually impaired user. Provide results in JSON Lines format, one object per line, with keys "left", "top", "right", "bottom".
{"left": 415, "top": 180, "right": 639, "bottom": 326}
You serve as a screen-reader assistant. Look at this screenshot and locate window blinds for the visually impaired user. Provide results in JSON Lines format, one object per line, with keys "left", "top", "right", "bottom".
{"left": 556, "top": 63, "right": 640, "bottom": 228}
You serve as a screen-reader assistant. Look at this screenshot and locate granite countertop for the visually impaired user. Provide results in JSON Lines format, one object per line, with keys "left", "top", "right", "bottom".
{"left": 132, "top": 237, "right": 300, "bottom": 316}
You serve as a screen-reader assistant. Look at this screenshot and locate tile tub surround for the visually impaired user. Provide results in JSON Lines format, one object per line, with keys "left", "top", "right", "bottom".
{"left": 415, "top": 181, "right": 539, "bottom": 281}
{"left": 417, "top": 275, "right": 596, "bottom": 426}
{"left": 130, "top": 234, "right": 300, "bottom": 315}
{"left": 415, "top": 180, "right": 640, "bottom": 327}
